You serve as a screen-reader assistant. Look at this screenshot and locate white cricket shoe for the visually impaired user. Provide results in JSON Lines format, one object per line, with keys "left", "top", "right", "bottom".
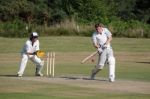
{"left": 17, "top": 74, "right": 22, "bottom": 77}
{"left": 35, "top": 73, "right": 43, "bottom": 77}
{"left": 109, "top": 78, "right": 115, "bottom": 82}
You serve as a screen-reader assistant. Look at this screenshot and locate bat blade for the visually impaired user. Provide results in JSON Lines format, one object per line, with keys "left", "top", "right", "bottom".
{"left": 81, "top": 51, "right": 98, "bottom": 64}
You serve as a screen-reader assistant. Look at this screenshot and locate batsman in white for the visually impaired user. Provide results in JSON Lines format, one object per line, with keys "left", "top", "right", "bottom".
{"left": 90, "top": 23, "right": 116, "bottom": 82}
{"left": 17, "top": 32, "right": 44, "bottom": 77}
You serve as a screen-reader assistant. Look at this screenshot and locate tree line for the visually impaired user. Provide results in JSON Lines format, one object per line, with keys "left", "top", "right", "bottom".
{"left": 0, "top": 0, "right": 150, "bottom": 38}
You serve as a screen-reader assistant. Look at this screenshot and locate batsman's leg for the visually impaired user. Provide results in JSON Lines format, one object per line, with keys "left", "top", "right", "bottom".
{"left": 108, "top": 56, "right": 115, "bottom": 82}
{"left": 90, "top": 51, "right": 106, "bottom": 80}
{"left": 17, "top": 54, "right": 28, "bottom": 77}
{"left": 90, "top": 68, "right": 101, "bottom": 80}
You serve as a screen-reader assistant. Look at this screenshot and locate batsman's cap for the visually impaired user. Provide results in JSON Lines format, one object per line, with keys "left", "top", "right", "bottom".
{"left": 32, "top": 32, "right": 38, "bottom": 37}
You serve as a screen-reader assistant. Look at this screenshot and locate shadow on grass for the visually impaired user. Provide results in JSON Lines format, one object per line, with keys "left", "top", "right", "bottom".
{"left": 60, "top": 76, "right": 107, "bottom": 81}
{"left": 0, "top": 74, "right": 17, "bottom": 77}
{"left": 136, "top": 61, "right": 150, "bottom": 64}
{"left": 0, "top": 75, "right": 108, "bottom": 81}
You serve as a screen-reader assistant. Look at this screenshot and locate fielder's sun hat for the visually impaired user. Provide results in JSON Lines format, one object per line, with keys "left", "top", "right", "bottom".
{"left": 32, "top": 32, "right": 38, "bottom": 37}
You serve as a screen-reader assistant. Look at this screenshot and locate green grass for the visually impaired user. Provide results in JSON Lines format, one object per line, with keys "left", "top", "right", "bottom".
{"left": 0, "top": 78, "right": 150, "bottom": 99}
{"left": 112, "top": 38, "right": 150, "bottom": 52}
{"left": 0, "top": 37, "right": 150, "bottom": 99}
{"left": 0, "top": 37, "right": 150, "bottom": 80}
{"left": 0, "top": 93, "right": 150, "bottom": 99}
{"left": 0, "top": 37, "right": 150, "bottom": 53}
{"left": 0, "top": 36, "right": 94, "bottom": 53}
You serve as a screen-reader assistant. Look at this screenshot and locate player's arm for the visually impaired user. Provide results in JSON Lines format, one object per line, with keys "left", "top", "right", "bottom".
{"left": 105, "top": 35, "right": 112, "bottom": 45}
{"left": 93, "top": 43, "right": 100, "bottom": 49}
{"left": 25, "top": 43, "right": 37, "bottom": 55}
{"left": 26, "top": 47, "right": 38, "bottom": 55}
{"left": 104, "top": 28, "right": 112, "bottom": 46}
{"left": 26, "top": 40, "right": 40, "bottom": 55}
{"left": 92, "top": 33, "right": 102, "bottom": 53}
{"left": 92, "top": 33, "right": 100, "bottom": 49}
{"left": 26, "top": 52, "right": 36, "bottom": 55}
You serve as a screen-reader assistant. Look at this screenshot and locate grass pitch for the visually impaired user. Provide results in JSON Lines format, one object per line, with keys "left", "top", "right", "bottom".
{"left": 0, "top": 37, "right": 150, "bottom": 99}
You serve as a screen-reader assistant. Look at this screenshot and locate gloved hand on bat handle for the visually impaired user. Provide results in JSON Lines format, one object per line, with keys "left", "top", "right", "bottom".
{"left": 97, "top": 47, "right": 103, "bottom": 54}
{"left": 102, "top": 43, "right": 107, "bottom": 50}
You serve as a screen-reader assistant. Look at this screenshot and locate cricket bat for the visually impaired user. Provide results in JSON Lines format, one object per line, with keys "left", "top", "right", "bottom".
{"left": 81, "top": 51, "right": 98, "bottom": 64}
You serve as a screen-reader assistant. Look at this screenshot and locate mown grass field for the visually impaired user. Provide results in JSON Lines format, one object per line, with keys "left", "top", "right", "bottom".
{"left": 0, "top": 37, "right": 150, "bottom": 99}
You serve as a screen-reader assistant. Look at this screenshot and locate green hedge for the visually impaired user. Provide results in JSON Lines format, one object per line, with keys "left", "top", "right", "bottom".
{"left": 0, "top": 20, "right": 150, "bottom": 38}
{"left": 109, "top": 20, "right": 150, "bottom": 38}
{"left": 0, "top": 20, "right": 29, "bottom": 37}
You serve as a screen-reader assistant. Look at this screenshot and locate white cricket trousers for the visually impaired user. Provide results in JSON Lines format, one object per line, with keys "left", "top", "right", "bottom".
{"left": 96, "top": 48, "right": 116, "bottom": 80}
{"left": 17, "top": 54, "right": 44, "bottom": 75}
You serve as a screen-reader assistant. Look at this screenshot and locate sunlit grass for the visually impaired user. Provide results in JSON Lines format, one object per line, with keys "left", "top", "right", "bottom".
{"left": 0, "top": 37, "right": 150, "bottom": 99}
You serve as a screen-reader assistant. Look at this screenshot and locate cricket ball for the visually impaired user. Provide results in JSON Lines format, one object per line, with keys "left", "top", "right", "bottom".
{"left": 91, "top": 59, "right": 94, "bottom": 62}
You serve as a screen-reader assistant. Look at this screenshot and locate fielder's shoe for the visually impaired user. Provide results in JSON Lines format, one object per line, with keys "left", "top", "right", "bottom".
{"left": 35, "top": 73, "right": 43, "bottom": 77}
{"left": 109, "top": 78, "right": 115, "bottom": 82}
{"left": 17, "top": 74, "right": 22, "bottom": 77}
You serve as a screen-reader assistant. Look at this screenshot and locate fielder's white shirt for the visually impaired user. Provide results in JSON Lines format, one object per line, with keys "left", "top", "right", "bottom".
{"left": 22, "top": 39, "right": 39, "bottom": 54}
{"left": 92, "top": 28, "right": 112, "bottom": 47}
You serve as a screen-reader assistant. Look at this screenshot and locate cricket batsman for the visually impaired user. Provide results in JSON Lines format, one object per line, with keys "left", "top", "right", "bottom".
{"left": 17, "top": 32, "right": 44, "bottom": 77}
{"left": 90, "top": 23, "right": 116, "bottom": 82}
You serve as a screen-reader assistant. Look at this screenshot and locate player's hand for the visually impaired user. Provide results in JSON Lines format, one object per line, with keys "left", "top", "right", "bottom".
{"left": 33, "top": 52, "right": 37, "bottom": 55}
{"left": 36, "top": 50, "right": 45, "bottom": 58}
{"left": 97, "top": 48, "right": 103, "bottom": 54}
{"left": 102, "top": 44, "right": 107, "bottom": 49}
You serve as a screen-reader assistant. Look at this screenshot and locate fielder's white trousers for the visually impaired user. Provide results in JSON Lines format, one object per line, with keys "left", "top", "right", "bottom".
{"left": 17, "top": 54, "right": 44, "bottom": 75}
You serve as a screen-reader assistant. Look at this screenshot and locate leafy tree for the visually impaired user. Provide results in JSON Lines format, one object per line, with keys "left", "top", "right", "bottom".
{"left": 134, "top": 0, "right": 150, "bottom": 23}
{"left": 0, "top": 0, "right": 34, "bottom": 22}
{"left": 115, "top": 0, "right": 137, "bottom": 20}
{"left": 112, "top": 0, "right": 150, "bottom": 24}
{"left": 47, "top": 0, "right": 67, "bottom": 24}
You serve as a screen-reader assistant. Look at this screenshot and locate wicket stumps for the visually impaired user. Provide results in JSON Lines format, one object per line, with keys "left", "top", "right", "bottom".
{"left": 46, "top": 52, "right": 55, "bottom": 77}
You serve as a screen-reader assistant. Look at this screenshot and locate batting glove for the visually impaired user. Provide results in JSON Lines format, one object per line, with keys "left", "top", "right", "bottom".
{"left": 97, "top": 48, "right": 103, "bottom": 54}
{"left": 102, "top": 44, "right": 107, "bottom": 49}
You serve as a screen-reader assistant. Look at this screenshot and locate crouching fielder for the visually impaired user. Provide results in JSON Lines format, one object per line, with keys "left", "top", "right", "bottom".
{"left": 90, "top": 23, "right": 116, "bottom": 82}
{"left": 17, "top": 32, "right": 44, "bottom": 77}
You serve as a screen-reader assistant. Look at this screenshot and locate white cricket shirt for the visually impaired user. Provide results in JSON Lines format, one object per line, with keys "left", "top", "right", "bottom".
{"left": 92, "top": 28, "right": 112, "bottom": 47}
{"left": 22, "top": 39, "right": 39, "bottom": 54}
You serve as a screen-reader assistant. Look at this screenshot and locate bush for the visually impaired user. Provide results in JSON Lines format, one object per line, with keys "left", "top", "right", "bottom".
{"left": 0, "top": 19, "right": 149, "bottom": 38}
{"left": 0, "top": 20, "right": 29, "bottom": 37}
{"left": 109, "top": 20, "right": 150, "bottom": 38}
{"left": 34, "top": 20, "right": 94, "bottom": 37}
